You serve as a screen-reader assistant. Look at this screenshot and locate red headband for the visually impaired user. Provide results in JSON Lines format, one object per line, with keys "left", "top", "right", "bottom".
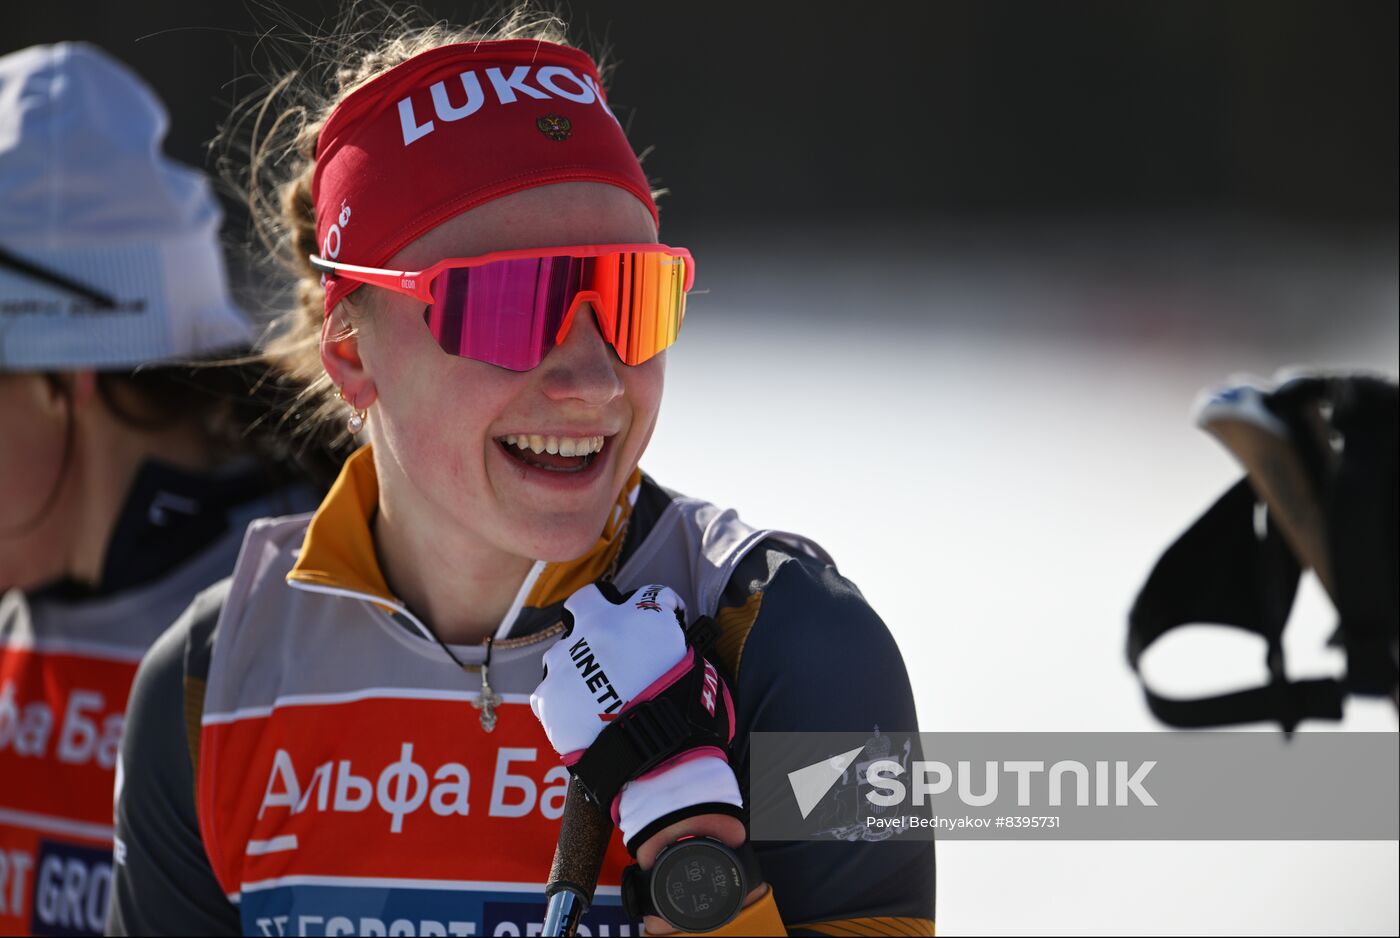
{"left": 311, "top": 40, "right": 659, "bottom": 314}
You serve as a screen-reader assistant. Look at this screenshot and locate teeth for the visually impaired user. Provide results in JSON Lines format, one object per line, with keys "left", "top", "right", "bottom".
{"left": 500, "top": 434, "right": 607, "bottom": 456}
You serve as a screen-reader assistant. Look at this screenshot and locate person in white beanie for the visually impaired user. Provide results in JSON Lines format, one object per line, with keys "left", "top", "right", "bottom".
{"left": 0, "top": 42, "right": 336, "bottom": 937}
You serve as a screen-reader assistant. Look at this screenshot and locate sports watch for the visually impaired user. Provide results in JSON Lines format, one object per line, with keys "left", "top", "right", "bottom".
{"left": 621, "top": 835, "right": 762, "bottom": 932}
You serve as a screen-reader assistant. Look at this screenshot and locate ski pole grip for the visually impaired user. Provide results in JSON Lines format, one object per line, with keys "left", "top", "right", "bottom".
{"left": 543, "top": 777, "right": 613, "bottom": 936}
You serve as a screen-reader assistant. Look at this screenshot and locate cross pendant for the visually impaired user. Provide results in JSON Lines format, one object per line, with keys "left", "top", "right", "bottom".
{"left": 472, "top": 667, "right": 503, "bottom": 733}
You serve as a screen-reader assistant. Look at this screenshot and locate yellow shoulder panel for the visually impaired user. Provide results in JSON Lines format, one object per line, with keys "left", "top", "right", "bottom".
{"left": 674, "top": 887, "right": 787, "bottom": 936}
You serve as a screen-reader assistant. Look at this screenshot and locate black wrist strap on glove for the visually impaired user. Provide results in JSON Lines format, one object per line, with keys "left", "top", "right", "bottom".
{"left": 568, "top": 610, "right": 734, "bottom": 820}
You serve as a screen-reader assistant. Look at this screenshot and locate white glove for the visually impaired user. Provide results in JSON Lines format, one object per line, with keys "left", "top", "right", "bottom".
{"left": 530, "top": 582, "right": 743, "bottom": 852}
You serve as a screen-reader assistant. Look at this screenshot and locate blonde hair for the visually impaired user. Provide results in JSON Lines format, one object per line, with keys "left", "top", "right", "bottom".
{"left": 221, "top": 1, "right": 656, "bottom": 447}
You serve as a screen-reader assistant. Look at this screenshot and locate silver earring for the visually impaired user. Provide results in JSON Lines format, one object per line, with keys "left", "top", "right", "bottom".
{"left": 338, "top": 389, "right": 367, "bottom": 435}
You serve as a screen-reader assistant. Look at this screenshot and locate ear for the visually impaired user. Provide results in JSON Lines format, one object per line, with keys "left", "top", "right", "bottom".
{"left": 42, "top": 370, "right": 97, "bottom": 415}
{"left": 320, "top": 303, "right": 378, "bottom": 410}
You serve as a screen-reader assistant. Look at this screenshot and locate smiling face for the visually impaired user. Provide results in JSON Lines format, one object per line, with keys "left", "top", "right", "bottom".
{"left": 324, "top": 181, "right": 665, "bottom": 565}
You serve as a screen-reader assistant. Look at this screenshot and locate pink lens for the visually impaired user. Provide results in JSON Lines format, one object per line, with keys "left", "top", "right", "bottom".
{"left": 425, "top": 257, "right": 588, "bottom": 371}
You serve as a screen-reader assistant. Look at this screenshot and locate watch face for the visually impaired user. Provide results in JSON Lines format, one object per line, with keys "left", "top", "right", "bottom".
{"left": 651, "top": 840, "right": 744, "bottom": 932}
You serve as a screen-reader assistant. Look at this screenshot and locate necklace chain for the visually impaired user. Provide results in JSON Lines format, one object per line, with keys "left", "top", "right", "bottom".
{"left": 602, "top": 509, "right": 631, "bottom": 585}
